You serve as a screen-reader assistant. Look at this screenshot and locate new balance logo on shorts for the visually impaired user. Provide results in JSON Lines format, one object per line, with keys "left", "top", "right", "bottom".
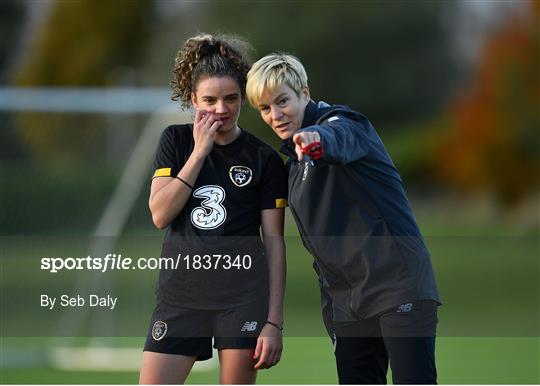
{"left": 396, "top": 303, "right": 413, "bottom": 313}
{"left": 241, "top": 321, "right": 258, "bottom": 332}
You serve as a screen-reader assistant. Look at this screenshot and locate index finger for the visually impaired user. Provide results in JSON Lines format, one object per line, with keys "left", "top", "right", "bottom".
{"left": 295, "top": 143, "right": 304, "bottom": 162}
{"left": 292, "top": 132, "right": 305, "bottom": 147}
{"left": 254, "top": 349, "right": 268, "bottom": 369}
{"left": 194, "top": 109, "right": 209, "bottom": 123}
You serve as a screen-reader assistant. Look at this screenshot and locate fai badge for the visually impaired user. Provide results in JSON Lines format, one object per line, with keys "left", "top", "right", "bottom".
{"left": 152, "top": 320, "right": 167, "bottom": 341}
{"left": 229, "top": 165, "right": 253, "bottom": 187}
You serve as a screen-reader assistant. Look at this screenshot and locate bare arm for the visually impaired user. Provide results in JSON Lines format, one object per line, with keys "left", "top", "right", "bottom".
{"left": 254, "top": 207, "right": 286, "bottom": 369}
{"left": 149, "top": 111, "right": 222, "bottom": 229}
{"left": 149, "top": 153, "right": 205, "bottom": 229}
{"left": 261, "top": 208, "right": 286, "bottom": 326}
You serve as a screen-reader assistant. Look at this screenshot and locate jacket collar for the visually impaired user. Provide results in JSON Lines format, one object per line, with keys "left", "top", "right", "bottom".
{"left": 301, "top": 99, "right": 319, "bottom": 128}
{"left": 279, "top": 100, "right": 318, "bottom": 159}
{"left": 279, "top": 138, "right": 296, "bottom": 159}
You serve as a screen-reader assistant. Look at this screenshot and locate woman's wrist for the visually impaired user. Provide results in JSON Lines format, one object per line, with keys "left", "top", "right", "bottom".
{"left": 265, "top": 320, "right": 283, "bottom": 331}
{"left": 190, "top": 148, "right": 208, "bottom": 162}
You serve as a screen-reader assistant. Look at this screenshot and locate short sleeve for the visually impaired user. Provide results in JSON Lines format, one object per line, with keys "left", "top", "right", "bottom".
{"left": 152, "top": 126, "right": 180, "bottom": 179}
{"left": 260, "top": 151, "right": 288, "bottom": 210}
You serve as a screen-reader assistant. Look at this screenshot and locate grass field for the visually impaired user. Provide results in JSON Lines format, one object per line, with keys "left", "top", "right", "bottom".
{"left": 1, "top": 337, "right": 538, "bottom": 384}
{"left": 1, "top": 217, "right": 538, "bottom": 384}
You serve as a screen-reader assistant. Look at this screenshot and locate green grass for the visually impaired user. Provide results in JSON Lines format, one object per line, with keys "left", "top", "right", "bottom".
{"left": 1, "top": 222, "right": 539, "bottom": 384}
{"left": 1, "top": 369, "right": 139, "bottom": 384}
{"left": 2, "top": 337, "right": 538, "bottom": 384}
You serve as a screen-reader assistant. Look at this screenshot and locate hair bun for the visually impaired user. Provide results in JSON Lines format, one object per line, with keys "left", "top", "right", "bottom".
{"left": 172, "top": 33, "right": 252, "bottom": 109}
{"left": 199, "top": 40, "right": 220, "bottom": 58}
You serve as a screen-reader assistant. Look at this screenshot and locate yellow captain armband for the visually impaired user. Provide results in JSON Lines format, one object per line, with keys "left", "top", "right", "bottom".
{"left": 153, "top": 168, "right": 172, "bottom": 178}
{"left": 275, "top": 198, "right": 287, "bottom": 208}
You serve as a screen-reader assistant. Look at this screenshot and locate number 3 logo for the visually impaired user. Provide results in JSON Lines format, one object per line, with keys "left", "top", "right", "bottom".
{"left": 190, "top": 185, "right": 227, "bottom": 230}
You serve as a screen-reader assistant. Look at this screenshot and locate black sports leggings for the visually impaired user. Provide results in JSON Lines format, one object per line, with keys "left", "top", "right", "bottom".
{"left": 333, "top": 301, "right": 438, "bottom": 384}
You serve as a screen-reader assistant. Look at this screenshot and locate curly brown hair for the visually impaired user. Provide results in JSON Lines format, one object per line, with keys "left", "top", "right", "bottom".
{"left": 171, "top": 33, "right": 253, "bottom": 109}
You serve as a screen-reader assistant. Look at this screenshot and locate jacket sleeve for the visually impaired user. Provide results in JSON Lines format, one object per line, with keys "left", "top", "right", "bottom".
{"left": 297, "top": 114, "right": 371, "bottom": 164}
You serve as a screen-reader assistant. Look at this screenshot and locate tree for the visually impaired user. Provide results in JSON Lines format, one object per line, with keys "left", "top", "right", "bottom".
{"left": 208, "top": 0, "right": 459, "bottom": 132}
{"left": 14, "top": 0, "right": 153, "bottom": 166}
{"left": 432, "top": 1, "right": 539, "bottom": 205}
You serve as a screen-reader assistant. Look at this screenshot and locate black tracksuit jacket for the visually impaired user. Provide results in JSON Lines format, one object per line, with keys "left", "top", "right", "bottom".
{"left": 280, "top": 100, "right": 440, "bottom": 333}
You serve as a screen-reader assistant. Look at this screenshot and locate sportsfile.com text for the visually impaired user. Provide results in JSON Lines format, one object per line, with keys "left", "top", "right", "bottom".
{"left": 40, "top": 253, "right": 252, "bottom": 273}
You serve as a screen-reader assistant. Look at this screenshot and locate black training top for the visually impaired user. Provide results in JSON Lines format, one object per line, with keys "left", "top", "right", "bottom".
{"left": 152, "top": 124, "right": 287, "bottom": 308}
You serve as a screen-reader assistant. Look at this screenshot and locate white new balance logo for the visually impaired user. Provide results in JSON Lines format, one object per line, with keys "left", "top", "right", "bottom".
{"left": 241, "top": 321, "right": 258, "bottom": 332}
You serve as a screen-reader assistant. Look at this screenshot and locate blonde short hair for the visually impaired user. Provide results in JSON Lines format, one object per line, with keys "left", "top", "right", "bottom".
{"left": 246, "top": 53, "right": 308, "bottom": 107}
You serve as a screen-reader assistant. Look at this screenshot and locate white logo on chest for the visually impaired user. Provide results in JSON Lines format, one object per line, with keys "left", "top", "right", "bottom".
{"left": 229, "top": 165, "right": 253, "bottom": 187}
{"left": 190, "top": 185, "right": 227, "bottom": 230}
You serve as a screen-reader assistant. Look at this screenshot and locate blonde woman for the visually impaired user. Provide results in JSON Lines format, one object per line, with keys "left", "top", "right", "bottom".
{"left": 247, "top": 53, "right": 440, "bottom": 384}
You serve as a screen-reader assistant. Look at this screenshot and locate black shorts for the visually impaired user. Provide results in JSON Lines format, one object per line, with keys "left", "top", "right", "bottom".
{"left": 143, "top": 299, "right": 268, "bottom": 361}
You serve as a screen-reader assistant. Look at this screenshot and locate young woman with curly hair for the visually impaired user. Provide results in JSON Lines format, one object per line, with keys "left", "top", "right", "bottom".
{"left": 139, "top": 34, "right": 287, "bottom": 384}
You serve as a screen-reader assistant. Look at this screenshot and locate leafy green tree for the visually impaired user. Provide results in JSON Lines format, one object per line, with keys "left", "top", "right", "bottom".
{"left": 14, "top": 0, "right": 153, "bottom": 166}
{"left": 209, "top": 1, "right": 459, "bottom": 128}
